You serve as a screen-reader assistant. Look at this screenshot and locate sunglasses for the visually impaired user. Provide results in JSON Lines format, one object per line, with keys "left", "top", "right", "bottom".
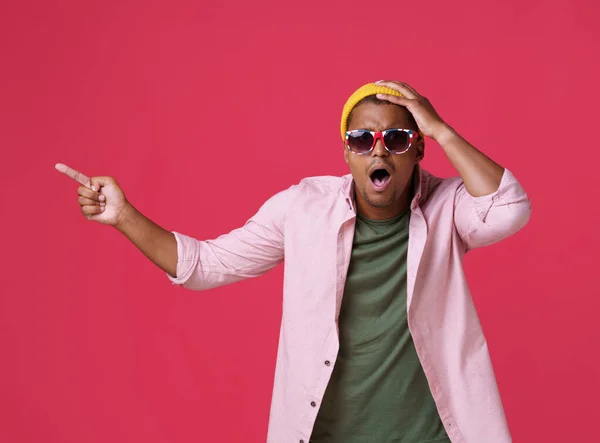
{"left": 345, "top": 129, "right": 420, "bottom": 155}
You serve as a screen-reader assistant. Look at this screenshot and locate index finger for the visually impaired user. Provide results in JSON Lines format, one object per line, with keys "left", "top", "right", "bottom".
{"left": 55, "top": 163, "right": 91, "bottom": 187}
{"left": 375, "top": 80, "right": 419, "bottom": 99}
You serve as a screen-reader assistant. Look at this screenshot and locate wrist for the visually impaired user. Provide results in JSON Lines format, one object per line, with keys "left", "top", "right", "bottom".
{"left": 433, "top": 123, "right": 458, "bottom": 147}
{"left": 114, "top": 202, "right": 138, "bottom": 232}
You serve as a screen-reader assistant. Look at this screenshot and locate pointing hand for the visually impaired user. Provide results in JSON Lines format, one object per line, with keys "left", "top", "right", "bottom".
{"left": 55, "top": 163, "right": 130, "bottom": 227}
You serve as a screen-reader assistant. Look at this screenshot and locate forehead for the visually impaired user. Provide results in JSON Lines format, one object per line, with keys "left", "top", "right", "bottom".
{"left": 348, "top": 101, "right": 414, "bottom": 131}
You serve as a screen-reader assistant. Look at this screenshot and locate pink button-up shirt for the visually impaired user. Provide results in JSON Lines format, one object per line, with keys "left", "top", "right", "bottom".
{"left": 169, "top": 165, "right": 531, "bottom": 443}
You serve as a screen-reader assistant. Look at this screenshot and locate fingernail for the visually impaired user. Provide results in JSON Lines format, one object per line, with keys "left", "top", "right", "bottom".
{"left": 374, "top": 80, "right": 383, "bottom": 84}
{"left": 376, "top": 93, "right": 384, "bottom": 98}
{"left": 99, "top": 194, "right": 105, "bottom": 201}
{"left": 100, "top": 202, "right": 106, "bottom": 207}
{"left": 101, "top": 207, "right": 105, "bottom": 212}
{"left": 91, "top": 185, "right": 96, "bottom": 191}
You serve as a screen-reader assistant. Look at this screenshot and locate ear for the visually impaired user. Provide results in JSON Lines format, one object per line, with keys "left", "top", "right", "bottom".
{"left": 414, "top": 139, "right": 425, "bottom": 163}
{"left": 343, "top": 143, "right": 349, "bottom": 164}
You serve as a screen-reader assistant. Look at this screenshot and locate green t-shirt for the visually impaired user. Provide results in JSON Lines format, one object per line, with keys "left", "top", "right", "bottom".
{"left": 310, "top": 210, "right": 450, "bottom": 443}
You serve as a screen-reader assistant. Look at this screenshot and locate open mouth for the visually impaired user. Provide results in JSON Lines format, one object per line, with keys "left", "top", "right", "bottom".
{"left": 370, "top": 168, "right": 391, "bottom": 187}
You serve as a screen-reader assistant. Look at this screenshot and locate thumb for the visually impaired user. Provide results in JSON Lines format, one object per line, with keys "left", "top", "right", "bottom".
{"left": 89, "top": 176, "right": 114, "bottom": 191}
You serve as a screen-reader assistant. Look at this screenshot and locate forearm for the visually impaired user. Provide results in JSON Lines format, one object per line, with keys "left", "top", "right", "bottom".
{"left": 435, "top": 125, "right": 505, "bottom": 197}
{"left": 115, "top": 204, "right": 178, "bottom": 277}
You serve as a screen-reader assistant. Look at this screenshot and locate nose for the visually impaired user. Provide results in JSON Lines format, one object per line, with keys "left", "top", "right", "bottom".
{"left": 372, "top": 138, "right": 389, "bottom": 158}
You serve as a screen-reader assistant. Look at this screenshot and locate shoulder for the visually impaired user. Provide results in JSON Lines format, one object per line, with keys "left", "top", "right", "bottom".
{"left": 420, "top": 168, "right": 463, "bottom": 205}
{"left": 259, "top": 174, "right": 348, "bottom": 215}
{"left": 295, "top": 174, "right": 350, "bottom": 196}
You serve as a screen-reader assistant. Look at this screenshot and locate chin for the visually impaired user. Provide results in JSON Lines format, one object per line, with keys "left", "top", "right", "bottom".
{"left": 370, "top": 198, "right": 395, "bottom": 208}
{"left": 364, "top": 190, "right": 396, "bottom": 208}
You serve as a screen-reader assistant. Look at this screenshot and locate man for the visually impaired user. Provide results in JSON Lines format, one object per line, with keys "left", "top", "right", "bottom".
{"left": 56, "top": 81, "right": 531, "bottom": 443}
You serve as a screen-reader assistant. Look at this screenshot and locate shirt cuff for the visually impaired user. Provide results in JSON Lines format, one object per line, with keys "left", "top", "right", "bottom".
{"left": 167, "top": 231, "right": 199, "bottom": 286}
{"left": 469, "top": 168, "right": 519, "bottom": 222}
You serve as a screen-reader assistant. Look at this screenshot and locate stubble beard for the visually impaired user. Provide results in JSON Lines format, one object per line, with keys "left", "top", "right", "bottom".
{"left": 360, "top": 185, "right": 397, "bottom": 208}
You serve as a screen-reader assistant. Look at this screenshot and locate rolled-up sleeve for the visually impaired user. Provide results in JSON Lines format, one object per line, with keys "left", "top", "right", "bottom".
{"left": 454, "top": 169, "right": 531, "bottom": 251}
{"left": 167, "top": 185, "right": 297, "bottom": 290}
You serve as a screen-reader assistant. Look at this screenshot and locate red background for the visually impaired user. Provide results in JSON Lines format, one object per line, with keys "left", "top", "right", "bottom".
{"left": 1, "top": 0, "right": 599, "bottom": 441}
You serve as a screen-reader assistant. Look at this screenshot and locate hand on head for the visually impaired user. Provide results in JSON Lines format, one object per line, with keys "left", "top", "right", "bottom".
{"left": 372, "top": 80, "right": 447, "bottom": 141}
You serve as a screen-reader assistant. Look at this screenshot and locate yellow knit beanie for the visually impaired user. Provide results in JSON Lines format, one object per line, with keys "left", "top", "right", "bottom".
{"left": 340, "top": 82, "right": 406, "bottom": 140}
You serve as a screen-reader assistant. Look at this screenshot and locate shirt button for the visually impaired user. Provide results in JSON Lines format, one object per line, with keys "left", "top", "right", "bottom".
{"left": 300, "top": 440, "right": 305, "bottom": 443}
{"left": 325, "top": 360, "right": 331, "bottom": 366}
{"left": 310, "top": 401, "right": 317, "bottom": 407}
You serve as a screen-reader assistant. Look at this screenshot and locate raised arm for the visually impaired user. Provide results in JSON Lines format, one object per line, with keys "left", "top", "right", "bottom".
{"left": 56, "top": 163, "right": 178, "bottom": 277}
{"left": 374, "top": 81, "right": 531, "bottom": 249}
{"left": 56, "top": 163, "right": 294, "bottom": 287}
